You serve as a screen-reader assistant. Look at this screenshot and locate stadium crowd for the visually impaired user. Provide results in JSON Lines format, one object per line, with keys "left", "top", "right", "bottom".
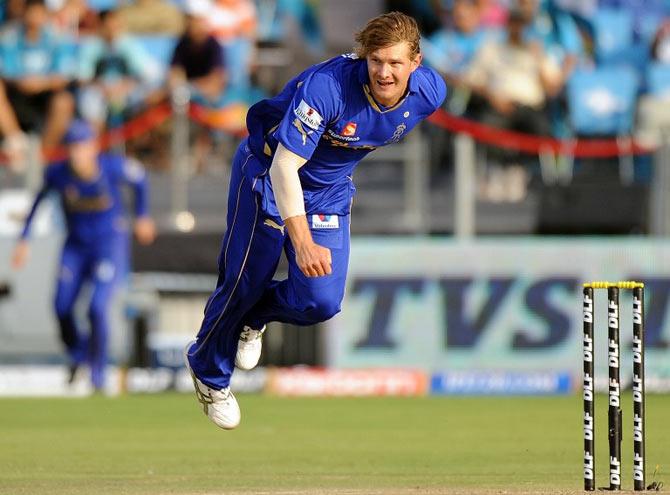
{"left": 0, "top": 0, "right": 322, "bottom": 172}
{"left": 0, "top": 0, "right": 669, "bottom": 198}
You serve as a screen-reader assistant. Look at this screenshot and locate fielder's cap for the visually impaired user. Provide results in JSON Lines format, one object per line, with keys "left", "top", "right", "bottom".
{"left": 63, "top": 119, "right": 95, "bottom": 145}
{"left": 183, "top": 0, "right": 211, "bottom": 17}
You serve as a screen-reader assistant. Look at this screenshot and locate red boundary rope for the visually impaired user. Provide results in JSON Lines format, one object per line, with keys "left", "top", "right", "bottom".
{"left": 1, "top": 104, "right": 655, "bottom": 167}
{"left": 427, "top": 108, "right": 654, "bottom": 158}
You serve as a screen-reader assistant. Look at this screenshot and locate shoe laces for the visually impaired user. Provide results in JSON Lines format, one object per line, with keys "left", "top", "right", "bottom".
{"left": 239, "top": 325, "right": 264, "bottom": 343}
{"left": 189, "top": 371, "right": 231, "bottom": 414}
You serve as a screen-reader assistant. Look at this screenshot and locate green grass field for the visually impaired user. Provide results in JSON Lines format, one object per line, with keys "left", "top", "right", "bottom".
{"left": 0, "top": 393, "right": 668, "bottom": 494}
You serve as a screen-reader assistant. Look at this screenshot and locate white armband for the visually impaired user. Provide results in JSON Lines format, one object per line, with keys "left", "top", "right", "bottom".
{"left": 269, "top": 143, "right": 308, "bottom": 220}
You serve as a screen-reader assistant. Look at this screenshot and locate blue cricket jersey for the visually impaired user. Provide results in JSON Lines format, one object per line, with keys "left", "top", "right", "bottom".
{"left": 21, "top": 154, "right": 149, "bottom": 244}
{"left": 245, "top": 54, "right": 446, "bottom": 217}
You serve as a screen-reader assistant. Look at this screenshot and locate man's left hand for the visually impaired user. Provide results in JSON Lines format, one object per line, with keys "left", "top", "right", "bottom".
{"left": 134, "top": 217, "right": 156, "bottom": 245}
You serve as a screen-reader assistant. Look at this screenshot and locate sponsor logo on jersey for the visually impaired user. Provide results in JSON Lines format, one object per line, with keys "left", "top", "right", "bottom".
{"left": 325, "top": 129, "right": 360, "bottom": 143}
{"left": 64, "top": 186, "right": 111, "bottom": 212}
{"left": 311, "top": 214, "right": 339, "bottom": 229}
{"left": 294, "top": 99, "right": 323, "bottom": 130}
{"left": 342, "top": 122, "right": 357, "bottom": 137}
{"left": 322, "top": 133, "right": 375, "bottom": 150}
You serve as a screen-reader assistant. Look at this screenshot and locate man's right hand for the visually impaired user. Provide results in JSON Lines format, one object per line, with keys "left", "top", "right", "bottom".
{"left": 284, "top": 215, "right": 332, "bottom": 277}
{"left": 11, "top": 240, "right": 29, "bottom": 270}
{"left": 295, "top": 240, "right": 332, "bottom": 277}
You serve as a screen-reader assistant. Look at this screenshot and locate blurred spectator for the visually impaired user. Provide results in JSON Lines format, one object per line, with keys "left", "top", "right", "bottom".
{"left": 598, "top": 0, "right": 667, "bottom": 43}
{"left": 77, "top": 8, "right": 163, "bottom": 131}
{"left": 169, "top": 0, "right": 227, "bottom": 171}
{"left": 476, "top": 0, "right": 508, "bottom": 28}
{"left": 210, "top": 0, "right": 256, "bottom": 41}
{"left": 118, "top": 0, "right": 185, "bottom": 36}
{"left": 651, "top": 20, "right": 670, "bottom": 64}
{"left": 423, "top": 0, "right": 492, "bottom": 114}
{"left": 0, "top": 80, "right": 28, "bottom": 170}
{"left": 518, "top": 0, "right": 582, "bottom": 72}
{"left": 463, "top": 8, "right": 562, "bottom": 200}
{"left": 0, "top": 0, "right": 75, "bottom": 163}
{"left": 3, "top": 0, "right": 28, "bottom": 23}
{"left": 386, "top": 0, "right": 442, "bottom": 36}
{"left": 517, "top": 0, "right": 584, "bottom": 137}
{"left": 465, "top": 9, "right": 562, "bottom": 133}
{"left": 169, "top": 0, "right": 226, "bottom": 106}
{"left": 552, "top": 0, "right": 597, "bottom": 19}
{"left": 210, "top": 0, "right": 257, "bottom": 96}
{"left": 51, "top": 0, "right": 99, "bottom": 37}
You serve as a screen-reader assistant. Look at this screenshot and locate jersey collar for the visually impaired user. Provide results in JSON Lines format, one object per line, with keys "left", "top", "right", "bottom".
{"left": 357, "top": 59, "right": 419, "bottom": 113}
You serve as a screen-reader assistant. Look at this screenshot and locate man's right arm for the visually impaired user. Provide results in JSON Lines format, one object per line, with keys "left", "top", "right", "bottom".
{"left": 270, "top": 143, "right": 332, "bottom": 277}
{"left": 12, "top": 186, "right": 48, "bottom": 269}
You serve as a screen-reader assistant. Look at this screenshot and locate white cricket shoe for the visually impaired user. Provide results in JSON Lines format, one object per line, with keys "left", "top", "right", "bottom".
{"left": 184, "top": 342, "right": 240, "bottom": 430}
{"left": 235, "top": 325, "right": 266, "bottom": 370}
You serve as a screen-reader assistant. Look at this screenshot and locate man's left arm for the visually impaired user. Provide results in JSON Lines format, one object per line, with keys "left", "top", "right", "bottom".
{"left": 119, "top": 157, "right": 156, "bottom": 245}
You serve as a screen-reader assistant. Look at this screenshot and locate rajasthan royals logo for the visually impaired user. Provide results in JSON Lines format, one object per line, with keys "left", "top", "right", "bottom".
{"left": 385, "top": 123, "right": 407, "bottom": 144}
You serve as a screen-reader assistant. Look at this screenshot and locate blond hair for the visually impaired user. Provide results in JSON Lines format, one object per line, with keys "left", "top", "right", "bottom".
{"left": 354, "top": 12, "right": 421, "bottom": 59}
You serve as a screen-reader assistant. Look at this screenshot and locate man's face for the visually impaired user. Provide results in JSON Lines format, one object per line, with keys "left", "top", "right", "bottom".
{"left": 517, "top": 0, "right": 538, "bottom": 21}
{"left": 187, "top": 15, "right": 209, "bottom": 42}
{"left": 101, "top": 11, "right": 124, "bottom": 40}
{"left": 507, "top": 16, "right": 526, "bottom": 42}
{"left": 23, "top": 3, "right": 48, "bottom": 31}
{"left": 453, "top": 0, "right": 480, "bottom": 33}
{"left": 69, "top": 139, "right": 99, "bottom": 175}
{"left": 366, "top": 41, "right": 421, "bottom": 107}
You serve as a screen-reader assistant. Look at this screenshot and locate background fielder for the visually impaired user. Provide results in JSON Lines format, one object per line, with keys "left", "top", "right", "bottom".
{"left": 12, "top": 120, "right": 156, "bottom": 391}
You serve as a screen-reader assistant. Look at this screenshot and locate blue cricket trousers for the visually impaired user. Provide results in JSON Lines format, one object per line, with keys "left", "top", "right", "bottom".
{"left": 187, "top": 142, "right": 351, "bottom": 389}
{"left": 55, "top": 235, "right": 127, "bottom": 389}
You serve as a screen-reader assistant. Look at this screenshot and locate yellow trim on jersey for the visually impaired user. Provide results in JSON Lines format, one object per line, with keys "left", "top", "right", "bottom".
{"left": 363, "top": 84, "right": 409, "bottom": 113}
{"left": 263, "top": 124, "right": 280, "bottom": 156}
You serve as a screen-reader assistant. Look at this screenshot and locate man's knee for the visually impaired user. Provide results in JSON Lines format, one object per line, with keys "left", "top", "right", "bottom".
{"left": 54, "top": 297, "right": 74, "bottom": 319}
{"left": 302, "top": 293, "right": 342, "bottom": 324}
{"left": 55, "top": 305, "right": 72, "bottom": 320}
{"left": 50, "top": 91, "right": 74, "bottom": 114}
{"left": 88, "top": 298, "right": 109, "bottom": 324}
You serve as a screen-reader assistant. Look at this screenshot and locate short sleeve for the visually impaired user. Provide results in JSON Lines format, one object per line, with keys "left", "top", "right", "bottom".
{"left": 422, "top": 31, "right": 450, "bottom": 74}
{"left": 52, "top": 33, "right": 77, "bottom": 77}
{"left": 274, "top": 71, "right": 342, "bottom": 160}
{"left": 170, "top": 38, "right": 186, "bottom": 67}
{"left": 428, "top": 68, "right": 448, "bottom": 111}
{"left": 106, "top": 154, "right": 145, "bottom": 184}
{"left": 119, "top": 157, "right": 147, "bottom": 184}
{"left": 0, "top": 27, "right": 19, "bottom": 78}
{"left": 209, "top": 38, "right": 225, "bottom": 70}
{"left": 124, "top": 38, "right": 163, "bottom": 85}
{"left": 78, "top": 39, "right": 99, "bottom": 80}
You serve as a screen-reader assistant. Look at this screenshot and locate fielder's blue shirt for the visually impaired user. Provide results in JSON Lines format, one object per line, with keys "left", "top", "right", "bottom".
{"left": 21, "top": 154, "right": 149, "bottom": 244}
{"left": 246, "top": 54, "right": 446, "bottom": 216}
